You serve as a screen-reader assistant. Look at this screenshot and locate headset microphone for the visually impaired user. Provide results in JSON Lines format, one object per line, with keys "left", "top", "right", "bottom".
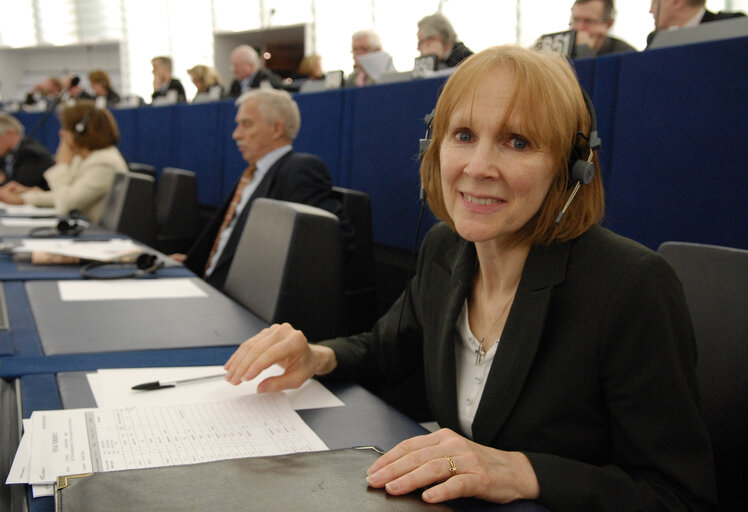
{"left": 555, "top": 86, "right": 601, "bottom": 225}
{"left": 80, "top": 252, "right": 164, "bottom": 279}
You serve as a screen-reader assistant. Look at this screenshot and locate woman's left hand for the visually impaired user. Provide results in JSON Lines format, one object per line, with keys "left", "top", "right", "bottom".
{"left": 366, "top": 428, "right": 540, "bottom": 504}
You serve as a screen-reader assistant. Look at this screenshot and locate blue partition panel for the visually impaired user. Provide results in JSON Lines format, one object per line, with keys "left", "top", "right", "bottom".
{"left": 591, "top": 53, "right": 623, "bottom": 192}
{"left": 175, "top": 101, "right": 225, "bottom": 206}
{"left": 605, "top": 38, "right": 748, "bottom": 250}
{"left": 294, "top": 89, "right": 348, "bottom": 185}
{"left": 134, "top": 105, "right": 182, "bottom": 174}
{"left": 345, "top": 77, "right": 446, "bottom": 249}
{"left": 112, "top": 107, "right": 139, "bottom": 163}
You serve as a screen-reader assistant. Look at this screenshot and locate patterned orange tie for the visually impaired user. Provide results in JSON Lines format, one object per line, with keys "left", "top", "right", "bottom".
{"left": 204, "top": 164, "right": 256, "bottom": 274}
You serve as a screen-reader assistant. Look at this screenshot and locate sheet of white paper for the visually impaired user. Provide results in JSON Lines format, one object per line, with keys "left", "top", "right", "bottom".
{"left": 88, "top": 366, "right": 343, "bottom": 411}
{"left": 0, "top": 203, "right": 58, "bottom": 216}
{"left": 1, "top": 218, "right": 58, "bottom": 227}
{"left": 357, "top": 51, "right": 397, "bottom": 81}
{"left": 58, "top": 278, "right": 207, "bottom": 302}
{"left": 22, "top": 394, "right": 326, "bottom": 485}
{"left": 29, "top": 408, "right": 95, "bottom": 485}
{"left": 5, "top": 419, "right": 31, "bottom": 484}
{"left": 31, "top": 484, "right": 55, "bottom": 498}
{"left": 14, "top": 238, "right": 141, "bottom": 262}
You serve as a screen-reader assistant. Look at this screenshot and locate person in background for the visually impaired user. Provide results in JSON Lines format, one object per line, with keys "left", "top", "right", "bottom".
{"left": 416, "top": 13, "right": 474, "bottom": 68}
{"left": 88, "top": 70, "right": 121, "bottom": 107}
{"left": 227, "top": 45, "right": 284, "bottom": 98}
{"left": 24, "top": 76, "right": 63, "bottom": 108}
{"left": 64, "top": 75, "right": 93, "bottom": 101}
{"left": 171, "top": 89, "right": 352, "bottom": 291}
{"left": 345, "top": 30, "right": 382, "bottom": 87}
{"left": 647, "top": 0, "right": 746, "bottom": 46}
{"left": 297, "top": 55, "right": 324, "bottom": 80}
{"left": 569, "top": 0, "right": 636, "bottom": 57}
{"left": 223, "top": 45, "right": 717, "bottom": 511}
{"left": 151, "top": 56, "right": 186, "bottom": 103}
{"left": 187, "top": 64, "right": 225, "bottom": 101}
{"left": 0, "top": 100, "right": 128, "bottom": 223}
{"left": 0, "top": 112, "right": 54, "bottom": 189}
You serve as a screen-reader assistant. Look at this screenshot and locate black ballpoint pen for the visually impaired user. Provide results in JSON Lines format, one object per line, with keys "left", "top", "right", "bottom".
{"left": 131, "top": 373, "right": 227, "bottom": 391}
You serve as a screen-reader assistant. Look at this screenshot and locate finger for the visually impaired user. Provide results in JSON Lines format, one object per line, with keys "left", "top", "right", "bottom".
{"left": 422, "top": 474, "right": 477, "bottom": 504}
{"left": 367, "top": 432, "right": 441, "bottom": 476}
{"left": 378, "top": 455, "right": 456, "bottom": 496}
{"left": 224, "top": 326, "right": 280, "bottom": 383}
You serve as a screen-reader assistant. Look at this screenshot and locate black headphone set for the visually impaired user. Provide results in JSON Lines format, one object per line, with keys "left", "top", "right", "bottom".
{"left": 80, "top": 252, "right": 164, "bottom": 279}
{"left": 28, "top": 213, "right": 91, "bottom": 237}
{"left": 74, "top": 106, "right": 96, "bottom": 135}
{"left": 417, "top": 84, "right": 600, "bottom": 225}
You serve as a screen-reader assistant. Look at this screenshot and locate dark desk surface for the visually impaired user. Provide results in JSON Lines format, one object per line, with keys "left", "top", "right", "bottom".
{"left": 26, "top": 277, "right": 266, "bottom": 355}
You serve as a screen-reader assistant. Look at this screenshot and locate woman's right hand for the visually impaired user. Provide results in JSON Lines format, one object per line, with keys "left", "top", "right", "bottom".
{"left": 55, "top": 138, "right": 75, "bottom": 164}
{"left": 224, "top": 323, "right": 337, "bottom": 392}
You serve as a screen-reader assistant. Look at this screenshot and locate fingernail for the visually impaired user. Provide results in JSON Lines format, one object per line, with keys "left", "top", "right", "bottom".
{"left": 385, "top": 481, "right": 399, "bottom": 493}
{"left": 422, "top": 489, "right": 434, "bottom": 501}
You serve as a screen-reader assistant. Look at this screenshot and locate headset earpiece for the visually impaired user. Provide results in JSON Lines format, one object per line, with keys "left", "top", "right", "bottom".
{"left": 80, "top": 252, "right": 164, "bottom": 279}
{"left": 74, "top": 106, "right": 95, "bottom": 135}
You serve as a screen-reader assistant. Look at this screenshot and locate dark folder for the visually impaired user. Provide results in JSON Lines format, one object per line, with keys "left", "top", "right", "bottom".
{"left": 55, "top": 447, "right": 452, "bottom": 511}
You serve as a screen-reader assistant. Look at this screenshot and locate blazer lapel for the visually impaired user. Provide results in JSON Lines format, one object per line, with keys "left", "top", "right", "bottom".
{"left": 471, "top": 240, "right": 570, "bottom": 446}
{"left": 425, "top": 240, "right": 476, "bottom": 433}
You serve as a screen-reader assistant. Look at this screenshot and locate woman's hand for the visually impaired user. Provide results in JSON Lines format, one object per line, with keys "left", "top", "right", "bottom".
{"left": 224, "top": 323, "right": 336, "bottom": 392}
{"left": 366, "top": 428, "right": 540, "bottom": 504}
{"left": 0, "top": 187, "right": 25, "bottom": 204}
{"left": 1, "top": 181, "right": 31, "bottom": 194}
{"left": 55, "top": 137, "right": 75, "bottom": 164}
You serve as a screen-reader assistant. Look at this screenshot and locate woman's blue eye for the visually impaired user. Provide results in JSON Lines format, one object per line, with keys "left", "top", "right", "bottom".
{"left": 511, "top": 136, "right": 528, "bottom": 149}
{"left": 456, "top": 131, "right": 472, "bottom": 142}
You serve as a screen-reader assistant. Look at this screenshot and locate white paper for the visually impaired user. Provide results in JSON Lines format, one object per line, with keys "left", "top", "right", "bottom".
{"left": 15, "top": 394, "right": 326, "bottom": 485}
{"left": 5, "top": 419, "right": 31, "bottom": 484}
{"left": 58, "top": 278, "right": 207, "bottom": 302}
{"left": 0, "top": 203, "right": 59, "bottom": 217}
{"left": 13, "top": 238, "right": 142, "bottom": 262}
{"left": 1, "top": 218, "right": 58, "bottom": 227}
{"left": 357, "top": 51, "right": 397, "bottom": 81}
{"left": 88, "top": 366, "right": 344, "bottom": 411}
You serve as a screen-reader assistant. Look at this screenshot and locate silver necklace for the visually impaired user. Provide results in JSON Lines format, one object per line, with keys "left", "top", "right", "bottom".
{"left": 474, "top": 295, "right": 514, "bottom": 365}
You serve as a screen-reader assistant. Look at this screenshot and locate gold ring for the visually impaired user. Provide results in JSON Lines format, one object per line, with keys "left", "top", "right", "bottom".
{"left": 445, "top": 455, "right": 458, "bottom": 476}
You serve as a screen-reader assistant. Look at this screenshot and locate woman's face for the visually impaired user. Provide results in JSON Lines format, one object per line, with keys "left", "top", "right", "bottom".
{"left": 91, "top": 82, "right": 106, "bottom": 97}
{"left": 439, "top": 66, "right": 556, "bottom": 247}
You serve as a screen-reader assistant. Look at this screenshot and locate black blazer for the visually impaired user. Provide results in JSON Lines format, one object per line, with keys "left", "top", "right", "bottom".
{"left": 151, "top": 78, "right": 186, "bottom": 103}
{"left": 228, "top": 69, "right": 285, "bottom": 98}
{"left": 184, "top": 150, "right": 351, "bottom": 290}
{"left": 646, "top": 9, "right": 747, "bottom": 47}
{"left": 323, "top": 223, "right": 716, "bottom": 511}
{"left": 0, "top": 136, "right": 54, "bottom": 189}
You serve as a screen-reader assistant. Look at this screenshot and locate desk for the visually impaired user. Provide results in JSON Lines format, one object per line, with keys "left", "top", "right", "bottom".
{"left": 13, "top": 373, "right": 549, "bottom": 512}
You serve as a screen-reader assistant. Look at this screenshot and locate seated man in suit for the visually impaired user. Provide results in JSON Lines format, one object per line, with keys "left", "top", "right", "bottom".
{"left": 568, "top": 0, "right": 636, "bottom": 58}
{"left": 227, "top": 45, "right": 284, "bottom": 98}
{"left": 172, "top": 89, "right": 353, "bottom": 290}
{"left": 0, "top": 112, "right": 54, "bottom": 189}
{"left": 151, "top": 55, "right": 187, "bottom": 103}
{"left": 647, "top": 0, "right": 746, "bottom": 46}
{"left": 416, "top": 13, "right": 474, "bottom": 69}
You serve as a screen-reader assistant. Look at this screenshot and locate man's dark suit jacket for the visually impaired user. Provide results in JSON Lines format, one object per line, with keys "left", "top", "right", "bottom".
{"left": 228, "top": 69, "right": 285, "bottom": 98}
{"left": 322, "top": 223, "right": 716, "bottom": 511}
{"left": 0, "top": 136, "right": 54, "bottom": 189}
{"left": 151, "top": 78, "right": 186, "bottom": 103}
{"left": 184, "top": 150, "right": 351, "bottom": 290}
{"left": 646, "top": 9, "right": 747, "bottom": 47}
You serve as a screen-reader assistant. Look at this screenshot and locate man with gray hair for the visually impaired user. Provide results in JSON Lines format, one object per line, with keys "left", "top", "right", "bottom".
{"left": 345, "top": 30, "right": 383, "bottom": 87}
{"left": 228, "top": 45, "right": 284, "bottom": 98}
{"left": 0, "top": 112, "right": 54, "bottom": 189}
{"left": 416, "top": 13, "right": 473, "bottom": 69}
{"left": 569, "top": 0, "right": 635, "bottom": 57}
{"left": 174, "top": 89, "right": 351, "bottom": 290}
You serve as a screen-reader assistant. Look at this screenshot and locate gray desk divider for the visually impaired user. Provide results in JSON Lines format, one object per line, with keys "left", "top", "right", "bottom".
{"left": 25, "top": 277, "right": 267, "bottom": 355}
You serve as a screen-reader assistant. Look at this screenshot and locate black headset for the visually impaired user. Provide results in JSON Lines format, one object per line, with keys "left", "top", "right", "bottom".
{"left": 74, "top": 105, "right": 96, "bottom": 135}
{"left": 80, "top": 252, "right": 164, "bottom": 279}
{"left": 417, "top": 84, "right": 601, "bottom": 224}
{"left": 28, "top": 212, "right": 91, "bottom": 237}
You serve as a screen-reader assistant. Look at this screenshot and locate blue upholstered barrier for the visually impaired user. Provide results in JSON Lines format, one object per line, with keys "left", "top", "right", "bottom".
{"left": 11, "top": 37, "right": 748, "bottom": 251}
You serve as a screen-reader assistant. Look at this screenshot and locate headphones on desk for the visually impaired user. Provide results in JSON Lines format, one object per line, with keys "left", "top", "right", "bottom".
{"left": 28, "top": 212, "right": 91, "bottom": 238}
{"left": 80, "top": 252, "right": 165, "bottom": 279}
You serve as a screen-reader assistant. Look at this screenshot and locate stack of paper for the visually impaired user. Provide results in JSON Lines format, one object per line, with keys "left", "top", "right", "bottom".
{"left": 13, "top": 238, "right": 143, "bottom": 262}
{"left": 6, "top": 366, "right": 343, "bottom": 497}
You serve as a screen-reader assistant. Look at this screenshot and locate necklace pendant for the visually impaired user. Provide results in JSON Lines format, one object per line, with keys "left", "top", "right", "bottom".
{"left": 475, "top": 347, "right": 484, "bottom": 365}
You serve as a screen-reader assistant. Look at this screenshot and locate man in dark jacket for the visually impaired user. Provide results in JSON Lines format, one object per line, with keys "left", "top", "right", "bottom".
{"left": 416, "top": 13, "right": 473, "bottom": 69}
{"left": 569, "top": 0, "right": 637, "bottom": 58}
{"left": 227, "top": 45, "right": 284, "bottom": 98}
{"left": 647, "top": 0, "right": 746, "bottom": 47}
{"left": 0, "top": 112, "right": 53, "bottom": 189}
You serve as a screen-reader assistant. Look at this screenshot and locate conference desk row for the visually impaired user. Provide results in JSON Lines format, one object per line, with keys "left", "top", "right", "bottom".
{"left": 14, "top": 35, "right": 748, "bottom": 254}
{"left": 0, "top": 228, "right": 547, "bottom": 511}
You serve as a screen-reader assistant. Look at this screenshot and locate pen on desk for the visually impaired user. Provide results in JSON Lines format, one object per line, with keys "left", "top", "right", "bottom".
{"left": 131, "top": 373, "right": 228, "bottom": 391}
